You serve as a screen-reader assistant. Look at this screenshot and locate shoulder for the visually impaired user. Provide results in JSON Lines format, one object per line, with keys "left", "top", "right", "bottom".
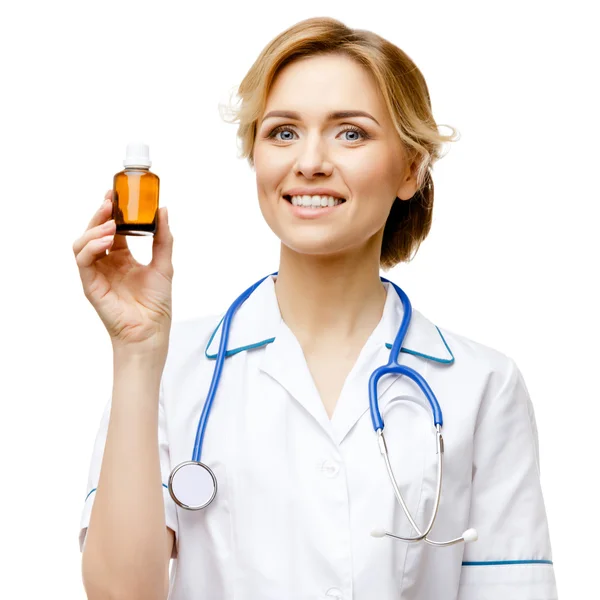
{"left": 417, "top": 312, "right": 532, "bottom": 430}
{"left": 416, "top": 310, "right": 520, "bottom": 402}
{"left": 163, "top": 313, "right": 222, "bottom": 373}
{"left": 170, "top": 313, "right": 221, "bottom": 345}
{"left": 428, "top": 314, "right": 515, "bottom": 375}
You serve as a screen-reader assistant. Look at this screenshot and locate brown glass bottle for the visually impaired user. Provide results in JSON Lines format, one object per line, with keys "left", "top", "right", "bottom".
{"left": 112, "top": 142, "right": 159, "bottom": 236}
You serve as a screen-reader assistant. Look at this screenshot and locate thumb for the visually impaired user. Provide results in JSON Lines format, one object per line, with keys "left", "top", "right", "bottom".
{"left": 150, "top": 206, "right": 174, "bottom": 277}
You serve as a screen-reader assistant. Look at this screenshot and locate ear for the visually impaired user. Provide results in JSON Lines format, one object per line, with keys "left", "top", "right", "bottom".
{"left": 396, "top": 156, "right": 420, "bottom": 201}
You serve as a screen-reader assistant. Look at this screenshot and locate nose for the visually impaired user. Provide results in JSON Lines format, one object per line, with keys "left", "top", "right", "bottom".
{"left": 293, "top": 134, "right": 333, "bottom": 178}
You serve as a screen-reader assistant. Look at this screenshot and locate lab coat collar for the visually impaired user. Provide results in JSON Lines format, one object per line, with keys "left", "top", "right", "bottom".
{"left": 205, "top": 274, "right": 454, "bottom": 364}
{"left": 204, "top": 274, "right": 455, "bottom": 444}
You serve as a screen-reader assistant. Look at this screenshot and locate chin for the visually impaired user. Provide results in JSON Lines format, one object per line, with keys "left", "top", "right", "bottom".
{"left": 280, "top": 235, "right": 352, "bottom": 259}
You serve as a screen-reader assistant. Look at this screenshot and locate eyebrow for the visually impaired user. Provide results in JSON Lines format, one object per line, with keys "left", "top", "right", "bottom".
{"left": 261, "top": 110, "right": 380, "bottom": 127}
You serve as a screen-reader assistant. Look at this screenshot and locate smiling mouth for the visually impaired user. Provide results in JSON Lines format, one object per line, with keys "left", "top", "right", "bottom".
{"left": 283, "top": 195, "right": 347, "bottom": 205}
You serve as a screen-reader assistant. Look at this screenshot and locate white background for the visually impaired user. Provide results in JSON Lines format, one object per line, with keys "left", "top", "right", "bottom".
{"left": 1, "top": 1, "right": 597, "bottom": 597}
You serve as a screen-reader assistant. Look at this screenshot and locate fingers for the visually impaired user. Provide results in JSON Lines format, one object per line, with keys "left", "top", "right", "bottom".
{"left": 73, "top": 191, "right": 128, "bottom": 257}
{"left": 93, "top": 189, "right": 128, "bottom": 253}
{"left": 150, "top": 206, "right": 174, "bottom": 278}
{"left": 74, "top": 227, "right": 116, "bottom": 296}
{"left": 85, "top": 189, "right": 113, "bottom": 230}
{"left": 75, "top": 229, "right": 115, "bottom": 269}
{"left": 74, "top": 192, "right": 169, "bottom": 283}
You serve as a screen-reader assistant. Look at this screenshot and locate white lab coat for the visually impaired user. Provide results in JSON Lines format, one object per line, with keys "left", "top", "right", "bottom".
{"left": 79, "top": 274, "right": 558, "bottom": 600}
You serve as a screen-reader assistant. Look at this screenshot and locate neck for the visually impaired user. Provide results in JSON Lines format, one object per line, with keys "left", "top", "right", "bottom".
{"left": 273, "top": 242, "right": 387, "bottom": 349}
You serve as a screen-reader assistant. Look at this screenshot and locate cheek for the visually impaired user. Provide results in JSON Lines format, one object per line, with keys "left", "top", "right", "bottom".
{"left": 254, "top": 146, "right": 289, "bottom": 197}
{"left": 344, "top": 155, "right": 397, "bottom": 213}
{"left": 254, "top": 139, "right": 290, "bottom": 170}
{"left": 346, "top": 150, "right": 397, "bottom": 194}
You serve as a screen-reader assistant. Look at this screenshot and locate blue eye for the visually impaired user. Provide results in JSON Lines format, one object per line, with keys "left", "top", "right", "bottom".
{"left": 268, "top": 124, "right": 369, "bottom": 142}
{"left": 270, "top": 127, "right": 295, "bottom": 141}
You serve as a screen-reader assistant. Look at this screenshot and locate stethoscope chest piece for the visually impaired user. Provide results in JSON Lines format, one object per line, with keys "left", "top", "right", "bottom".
{"left": 168, "top": 461, "right": 217, "bottom": 510}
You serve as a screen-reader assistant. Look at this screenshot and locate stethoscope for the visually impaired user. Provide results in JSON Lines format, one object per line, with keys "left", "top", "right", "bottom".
{"left": 168, "top": 272, "right": 478, "bottom": 547}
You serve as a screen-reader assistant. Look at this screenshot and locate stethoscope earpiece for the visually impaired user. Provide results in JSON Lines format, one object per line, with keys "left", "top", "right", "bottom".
{"left": 371, "top": 526, "right": 479, "bottom": 545}
{"left": 462, "top": 528, "right": 478, "bottom": 543}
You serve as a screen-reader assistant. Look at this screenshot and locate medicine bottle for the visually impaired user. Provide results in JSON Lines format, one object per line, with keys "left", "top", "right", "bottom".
{"left": 112, "top": 142, "right": 160, "bottom": 236}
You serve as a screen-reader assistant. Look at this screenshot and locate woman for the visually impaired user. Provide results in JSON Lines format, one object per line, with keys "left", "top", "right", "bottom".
{"left": 74, "top": 17, "right": 557, "bottom": 600}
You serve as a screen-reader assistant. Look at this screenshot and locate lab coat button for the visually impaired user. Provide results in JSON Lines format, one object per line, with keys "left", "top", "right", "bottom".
{"left": 321, "top": 459, "right": 340, "bottom": 478}
{"left": 325, "top": 588, "right": 343, "bottom": 599}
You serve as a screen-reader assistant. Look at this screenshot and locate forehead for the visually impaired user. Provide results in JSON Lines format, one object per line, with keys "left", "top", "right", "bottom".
{"left": 264, "top": 54, "right": 386, "bottom": 119}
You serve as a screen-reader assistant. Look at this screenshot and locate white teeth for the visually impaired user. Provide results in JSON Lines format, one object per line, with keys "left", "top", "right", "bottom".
{"left": 289, "top": 195, "right": 344, "bottom": 207}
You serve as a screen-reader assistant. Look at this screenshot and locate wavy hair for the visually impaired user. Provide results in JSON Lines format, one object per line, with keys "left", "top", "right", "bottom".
{"left": 219, "top": 16, "right": 460, "bottom": 270}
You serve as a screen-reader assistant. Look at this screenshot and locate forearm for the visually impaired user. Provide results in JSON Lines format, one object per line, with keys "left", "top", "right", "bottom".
{"left": 82, "top": 350, "right": 168, "bottom": 600}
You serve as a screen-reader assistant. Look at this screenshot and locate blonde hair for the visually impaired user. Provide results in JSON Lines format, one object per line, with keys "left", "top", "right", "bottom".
{"left": 220, "top": 16, "right": 460, "bottom": 270}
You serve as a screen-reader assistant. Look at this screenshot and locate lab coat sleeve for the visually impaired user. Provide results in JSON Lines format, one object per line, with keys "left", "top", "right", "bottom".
{"left": 457, "top": 357, "right": 558, "bottom": 599}
{"left": 78, "top": 376, "right": 179, "bottom": 559}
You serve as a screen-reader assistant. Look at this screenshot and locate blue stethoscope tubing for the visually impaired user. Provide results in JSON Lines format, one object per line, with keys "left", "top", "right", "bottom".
{"left": 369, "top": 277, "right": 442, "bottom": 431}
{"left": 192, "top": 273, "right": 274, "bottom": 463}
{"left": 167, "top": 271, "right": 477, "bottom": 547}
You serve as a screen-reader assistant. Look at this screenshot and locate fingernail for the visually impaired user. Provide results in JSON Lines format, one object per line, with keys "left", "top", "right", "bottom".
{"left": 165, "top": 206, "right": 169, "bottom": 224}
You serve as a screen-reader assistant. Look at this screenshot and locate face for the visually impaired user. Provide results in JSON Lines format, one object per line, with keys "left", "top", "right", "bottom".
{"left": 253, "top": 53, "right": 419, "bottom": 261}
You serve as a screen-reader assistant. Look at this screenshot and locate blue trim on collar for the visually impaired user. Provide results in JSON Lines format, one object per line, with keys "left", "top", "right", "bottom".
{"left": 206, "top": 338, "right": 276, "bottom": 359}
{"left": 205, "top": 315, "right": 454, "bottom": 363}
{"left": 462, "top": 559, "right": 553, "bottom": 566}
{"left": 205, "top": 314, "right": 277, "bottom": 359}
{"left": 384, "top": 325, "right": 454, "bottom": 364}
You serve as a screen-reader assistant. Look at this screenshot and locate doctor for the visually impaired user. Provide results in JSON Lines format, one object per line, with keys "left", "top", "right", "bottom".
{"left": 75, "top": 17, "right": 557, "bottom": 600}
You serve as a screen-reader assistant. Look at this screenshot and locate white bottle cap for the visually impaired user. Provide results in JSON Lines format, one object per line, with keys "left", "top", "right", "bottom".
{"left": 123, "top": 142, "right": 152, "bottom": 168}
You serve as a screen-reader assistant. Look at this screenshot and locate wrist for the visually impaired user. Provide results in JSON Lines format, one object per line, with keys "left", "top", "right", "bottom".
{"left": 112, "top": 341, "right": 168, "bottom": 372}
